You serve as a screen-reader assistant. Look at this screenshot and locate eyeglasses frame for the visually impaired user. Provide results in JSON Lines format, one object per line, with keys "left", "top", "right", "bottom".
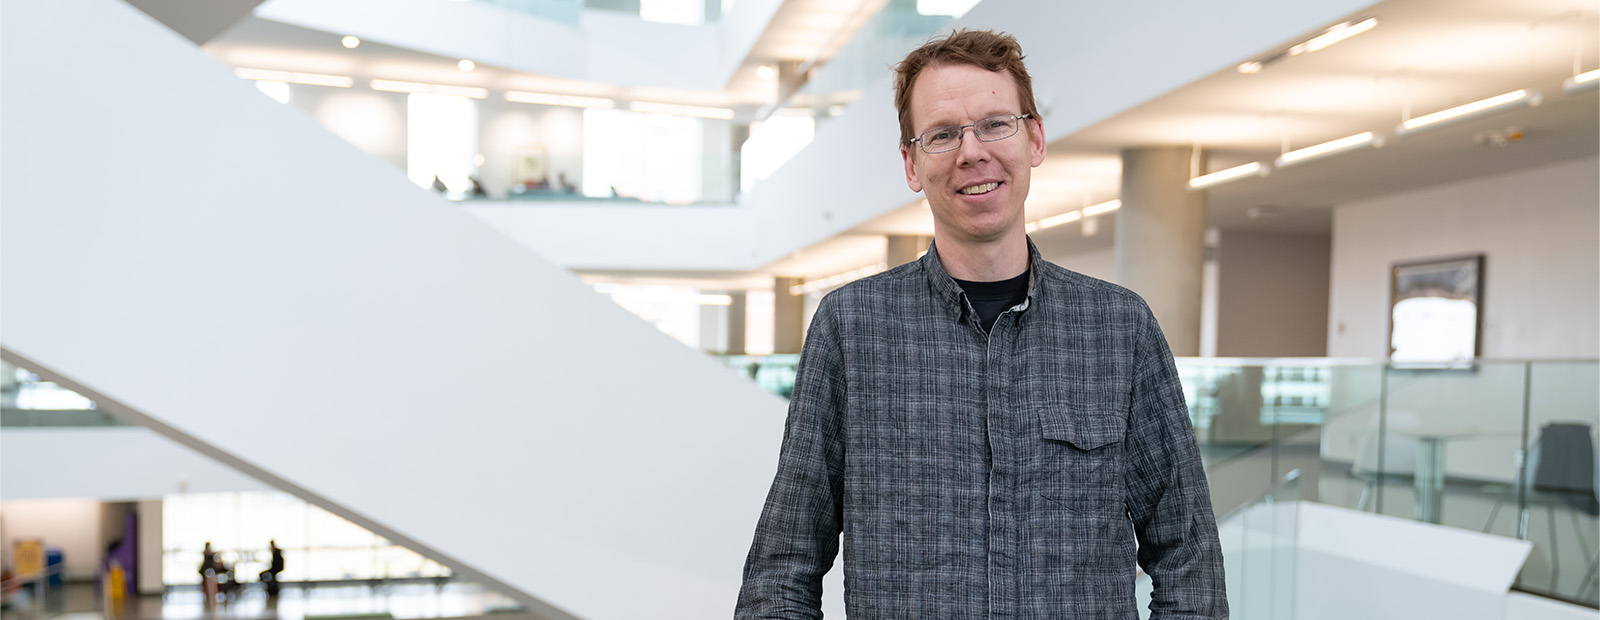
{"left": 907, "top": 113, "right": 1034, "bottom": 155}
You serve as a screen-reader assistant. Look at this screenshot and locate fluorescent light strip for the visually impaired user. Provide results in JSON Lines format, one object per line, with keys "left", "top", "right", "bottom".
{"left": 1398, "top": 90, "right": 1540, "bottom": 134}
{"left": 790, "top": 263, "right": 889, "bottom": 296}
{"left": 1037, "top": 210, "right": 1082, "bottom": 230}
{"left": 1564, "top": 70, "right": 1599, "bottom": 95}
{"left": 235, "top": 68, "right": 353, "bottom": 88}
{"left": 505, "top": 91, "right": 615, "bottom": 109}
{"left": 630, "top": 101, "right": 735, "bottom": 120}
{"left": 1276, "top": 132, "right": 1379, "bottom": 167}
{"left": 1237, "top": 17, "right": 1375, "bottom": 73}
{"left": 1288, "top": 17, "right": 1377, "bottom": 56}
{"left": 370, "top": 79, "right": 487, "bottom": 99}
{"left": 1082, "top": 199, "right": 1122, "bottom": 217}
{"left": 1028, "top": 199, "right": 1122, "bottom": 232}
{"left": 695, "top": 294, "right": 733, "bottom": 306}
{"left": 1189, "top": 162, "right": 1266, "bottom": 189}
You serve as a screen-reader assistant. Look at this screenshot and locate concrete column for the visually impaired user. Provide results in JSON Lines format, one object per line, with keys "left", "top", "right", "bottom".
{"left": 887, "top": 235, "right": 931, "bottom": 267}
{"left": 725, "top": 291, "right": 747, "bottom": 355}
{"left": 774, "top": 277, "right": 805, "bottom": 354}
{"left": 1115, "top": 146, "right": 1207, "bottom": 356}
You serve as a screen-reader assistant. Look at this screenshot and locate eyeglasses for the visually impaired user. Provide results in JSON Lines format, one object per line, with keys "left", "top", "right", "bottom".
{"left": 908, "top": 113, "right": 1032, "bottom": 154}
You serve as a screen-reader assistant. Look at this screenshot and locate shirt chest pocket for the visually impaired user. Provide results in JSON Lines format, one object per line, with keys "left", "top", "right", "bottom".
{"left": 1036, "top": 404, "right": 1128, "bottom": 516}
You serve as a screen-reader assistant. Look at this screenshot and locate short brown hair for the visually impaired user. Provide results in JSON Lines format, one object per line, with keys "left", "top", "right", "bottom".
{"left": 892, "top": 29, "right": 1039, "bottom": 147}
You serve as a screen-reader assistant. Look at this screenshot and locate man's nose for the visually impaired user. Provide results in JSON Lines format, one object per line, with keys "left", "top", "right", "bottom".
{"left": 955, "top": 127, "right": 991, "bottom": 165}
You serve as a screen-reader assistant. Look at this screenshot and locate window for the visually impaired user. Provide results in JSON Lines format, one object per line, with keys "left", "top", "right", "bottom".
{"left": 582, "top": 109, "right": 703, "bottom": 204}
{"left": 407, "top": 94, "right": 479, "bottom": 192}
{"left": 163, "top": 491, "right": 449, "bottom": 585}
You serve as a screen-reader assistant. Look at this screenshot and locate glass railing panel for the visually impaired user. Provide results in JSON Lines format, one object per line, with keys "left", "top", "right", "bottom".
{"left": 715, "top": 354, "right": 799, "bottom": 399}
{"left": 468, "top": 0, "right": 582, "bottom": 25}
{"left": 797, "top": 1, "right": 954, "bottom": 118}
{"left": 1317, "top": 362, "right": 1387, "bottom": 513}
{"left": 1375, "top": 361, "right": 1529, "bottom": 527}
{"left": 1512, "top": 360, "right": 1599, "bottom": 604}
{"left": 0, "top": 361, "right": 124, "bottom": 428}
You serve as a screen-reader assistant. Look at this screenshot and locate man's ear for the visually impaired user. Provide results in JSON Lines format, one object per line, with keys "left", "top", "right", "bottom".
{"left": 1029, "top": 117, "right": 1046, "bottom": 167}
{"left": 902, "top": 144, "right": 923, "bottom": 193}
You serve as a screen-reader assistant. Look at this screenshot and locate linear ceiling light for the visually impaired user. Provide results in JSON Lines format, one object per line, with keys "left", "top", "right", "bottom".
{"left": 1398, "top": 90, "right": 1541, "bottom": 135}
{"left": 506, "top": 91, "right": 615, "bottom": 109}
{"left": 1082, "top": 199, "right": 1122, "bottom": 217}
{"left": 235, "top": 68, "right": 353, "bottom": 88}
{"left": 630, "top": 101, "right": 736, "bottom": 119}
{"left": 1189, "top": 162, "right": 1267, "bottom": 190}
{"left": 1289, "top": 17, "right": 1377, "bottom": 56}
{"left": 1564, "top": 69, "right": 1599, "bottom": 95}
{"left": 790, "top": 263, "right": 888, "bottom": 296}
{"left": 1238, "top": 17, "right": 1376, "bottom": 73}
{"left": 371, "top": 79, "right": 487, "bottom": 99}
{"left": 1037, "top": 210, "right": 1083, "bottom": 230}
{"left": 1276, "top": 132, "right": 1380, "bottom": 167}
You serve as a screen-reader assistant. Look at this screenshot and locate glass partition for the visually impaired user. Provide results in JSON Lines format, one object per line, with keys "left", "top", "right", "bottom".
{"left": 715, "top": 353, "right": 1600, "bottom": 606}
{"left": 795, "top": 0, "right": 955, "bottom": 119}
{"left": 0, "top": 361, "right": 123, "bottom": 428}
{"left": 469, "top": 0, "right": 582, "bottom": 25}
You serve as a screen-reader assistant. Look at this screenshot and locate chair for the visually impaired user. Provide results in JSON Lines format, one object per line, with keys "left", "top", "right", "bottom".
{"left": 1483, "top": 422, "right": 1599, "bottom": 589}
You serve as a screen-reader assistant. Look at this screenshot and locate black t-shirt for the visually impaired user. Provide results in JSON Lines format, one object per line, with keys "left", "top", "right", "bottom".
{"left": 953, "top": 270, "right": 1029, "bottom": 334}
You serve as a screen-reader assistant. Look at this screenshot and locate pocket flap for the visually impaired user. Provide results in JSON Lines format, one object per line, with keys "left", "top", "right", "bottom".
{"left": 1040, "top": 406, "right": 1126, "bottom": 450}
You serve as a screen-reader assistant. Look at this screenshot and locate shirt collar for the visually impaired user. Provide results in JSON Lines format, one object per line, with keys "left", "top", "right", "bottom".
{"left": 920, "top": 237, "right": 1044, "bottom": 326}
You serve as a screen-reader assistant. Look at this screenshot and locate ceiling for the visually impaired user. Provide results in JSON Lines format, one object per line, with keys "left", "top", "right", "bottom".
{"left": 843, "top": 0, "right": 1599, "bottom": 275}
{"left": 199, "top": 0, "right": 1598, "bottom": 287}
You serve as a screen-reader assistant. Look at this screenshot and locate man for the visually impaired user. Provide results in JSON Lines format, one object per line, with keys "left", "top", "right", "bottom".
{"left": 735, "top": 29, "right": 1226, "bottom": 619}
{"left": 259, "top": 539, "right": 285, "bottom": 597}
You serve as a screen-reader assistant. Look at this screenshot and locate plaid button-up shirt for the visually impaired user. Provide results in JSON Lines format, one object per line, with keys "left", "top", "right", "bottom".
{"left": 736, "top": 241, "right": 1227, "bottom": 619}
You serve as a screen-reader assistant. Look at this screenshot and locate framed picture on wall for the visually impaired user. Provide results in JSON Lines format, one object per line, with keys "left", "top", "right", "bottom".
{"left": 515, "top": 145, "right": 549, "bottom": 188}
{"left": 1388, "top": 254, "right": 1484, "bottom": 366}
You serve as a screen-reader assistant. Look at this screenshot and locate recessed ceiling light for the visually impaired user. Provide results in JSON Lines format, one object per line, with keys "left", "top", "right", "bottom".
{"left": 756, "top": 65, "right": 776, "bottom": 80}
{"left": 458, "top": 59, "right": 476, "bottom": 72}
{"left": 341, "top": 36, "right": 360, "bottom": 49}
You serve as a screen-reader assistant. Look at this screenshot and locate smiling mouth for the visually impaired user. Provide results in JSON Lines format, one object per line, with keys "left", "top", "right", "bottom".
{"left": 958, "top": 182, "right": 999, "bottom": 195}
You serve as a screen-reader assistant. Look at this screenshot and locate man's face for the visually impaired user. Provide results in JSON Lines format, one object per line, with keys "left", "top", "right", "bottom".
{"left": 901, "top": 63, "right": 1046, "bottom": 247}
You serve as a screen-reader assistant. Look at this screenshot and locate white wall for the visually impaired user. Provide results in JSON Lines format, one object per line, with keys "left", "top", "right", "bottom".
{"left": 300, "top": 87, "right": 409, "bottom": 172}
{"left": 462, "top": 203, "right": 762, "bottom": 271}
{"left": 1, "top": 428, "right": 268, "bottom": 501}
{"left": 0, "top": 499, "right": 103, "bottom": 580}
{"left": 1039, "top": 246, "right": 1116, "bottom": 283}
{"left": 2, "top": 2, "right": 789, "bottom": 619}
{"left": 1328, "top": 157, "right": 1600, "bottom": 359}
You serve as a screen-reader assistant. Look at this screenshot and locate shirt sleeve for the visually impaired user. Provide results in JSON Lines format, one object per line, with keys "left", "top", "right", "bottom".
{"left": 1123, "top": 301, "right": 1229, "bottom": 619}
{"left": 734, "top": 296, "right": 848, "bottom": 620}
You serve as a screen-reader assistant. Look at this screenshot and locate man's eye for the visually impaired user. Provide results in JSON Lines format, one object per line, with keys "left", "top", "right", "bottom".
{"left": 930, "top": 130, "right": 956, "bottom": 141}
{"left": 985, "top": 119, "right": 1010, "bottom": 130}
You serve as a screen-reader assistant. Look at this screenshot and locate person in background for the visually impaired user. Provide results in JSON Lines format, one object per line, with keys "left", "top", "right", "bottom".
{"left": 259, "top": 539, "right": 284, "bottom": 597}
